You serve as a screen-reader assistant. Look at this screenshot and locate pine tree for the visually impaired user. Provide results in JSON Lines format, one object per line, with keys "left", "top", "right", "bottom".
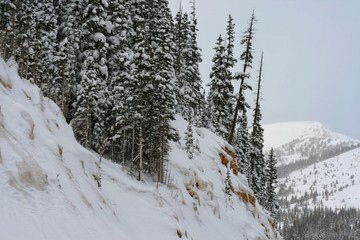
{"left": 225, "top": 168, "right": 232, "bottom": 196}
{"left": 73, "top": 0, "right": 109, "bottom": 150}
{"left": 54, "top": 0, "right": 82, "bottom": 121}
{"left": 143, "top": 0, "right": 176, "bottom": 179}
{"left": 250, "top": 52, "right": 265, "bottom": 205}
{"left": 106, "top": 0, "right": 133, "bottom": 162}
{"left": 199, "top": 89, "right": 210, "bottom": 128}
{"left": 173, "top": 11, "right": 193, "bottom": 120}
{"left": 125, "top": 0, "right": 177, "bottom": 180}
{"left": 14, "top": 0, "right": 39, "bottom": 83}
{"left": 207, "top": 34, "right": 233, "bottom": 139}
{"left": 265, "top": 148, "right": 279, "bottom": 219}
{"left": 36, "top": 0, "right": 59, "bottom": 97}
{"left": 234, "top": 107, "right": 251, "bottom": 181}
{"left": 0, "top": 0, "right": 16, "bottom": 59}
{"left": 225, "top": 14, "right": 236, "bottom": 73}
{"left": 184, "top": 118, "right": 195, "bottom": 159}
{"left": 188, "top": 0, "right": 204, "bottom": 126}
{"left": 228, "top": 11, "right": 256, "bottom": 144}
{"left": 173, "top": 2, "right": 204, "bottom": 124}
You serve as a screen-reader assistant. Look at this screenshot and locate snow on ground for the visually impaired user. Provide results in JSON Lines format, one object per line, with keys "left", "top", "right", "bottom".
{"left": 0, "top": 58, "right": 279, "bottom": 240}
{"left": 280, "top": 147, "right": 360, "bottom": 209}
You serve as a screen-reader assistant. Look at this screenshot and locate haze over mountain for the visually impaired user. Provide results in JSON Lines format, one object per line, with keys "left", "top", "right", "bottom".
{"left": 263, "top": 121, "right": 360, "bottom": 209}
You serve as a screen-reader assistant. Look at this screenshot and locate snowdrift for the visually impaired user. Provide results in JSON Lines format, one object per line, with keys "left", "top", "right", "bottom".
{"left": 0, "top": 58, "right": 279, "bottom": 240}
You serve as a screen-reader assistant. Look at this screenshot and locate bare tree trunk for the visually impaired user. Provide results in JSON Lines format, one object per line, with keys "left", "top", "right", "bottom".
{"left": 138, "top": 125, "right": 143, "bottom": 181}
{"left": 122, "top": 128, "right": 126, "bottom": 164}
{"left": 131, "top": 125, "right": 135, "bottom": 162}
{"left": 159, "top": 124, "right": 165, "bottom": 184}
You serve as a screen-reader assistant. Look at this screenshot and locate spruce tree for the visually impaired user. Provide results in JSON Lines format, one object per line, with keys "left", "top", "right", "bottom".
{"left": 106, "top": 0, "right": 133, "bottom": 162}
{"left": 173, "top": 3, "right": 204, "bottom": 124}
{"left": 36, "top": 0, "right": 59, "bottom": 97}
{"left": 0, "top": 0, "right": 16, "bottom": 59}
{"left": 188, "top": 0, "right": 204, "bottom": 126}
{"left": 73, "top": 0, "right": 109, "bottom": 150}
{"left": 207, "top": 34, "right": 233, "bottom": 139}
{"left": 184, "top": 118, "right": 195, "bottom": 159}
{"left": 265, "top": 148, "right": 279, "bottom": 219}
{"left": 126, "top": 0, "right": 177, "bottom": 180}
{"left": 250, "top": 52, "right": 265, "bottom": 205}
{"left": 233, "top": 106, "right": 251, "bottom": 181}
{"left": 55, "top": 0, "right": 82, "bottom": 121}
{"left": 225, "top": 14, "right": 236, "bottom": 74}
{"left": 228, "top": 11, "right": 256, "bottom": 144}
{"left": 144, "top": 0, "right": 176, "bottom": 178}
{"left": 14, "top": 0, "right": 39, "bottom": 83}
{"left": 173, "top": 11, "right": 193, "bottom": 120}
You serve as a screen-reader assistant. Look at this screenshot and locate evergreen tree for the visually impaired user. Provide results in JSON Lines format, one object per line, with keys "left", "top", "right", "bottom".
{"left": 207, "top": 34, "right": 233, "bottom": 139}
{"left": 54, "top": 0, "right": 82, "bottom": 121}
{"left": 188, "top": 0, "right": 204, "bottom": 126}
{"left": 200, "top": 89, "right": 210, "bottom": 128}
{"left": 14, "top": 0, "right": 40, "bottom": 83}
{"left": 225, "top": 168, "right": 232, "bottom": 196}
{"left": 125, "top": 0, "right": 177, "bottom": 181}
{"left": 250, "top": 52, "right": 265, "bottom": 205}
{"left": 234, "top": 106, "right": 251, "bottom": 181}
{"left": 13, "top": 0, "right": 29, "bottom": 73}
{"left": 228, "top": 11, "right": 256, "bottom": 144}
{"left": 144, "top": 0, "right": 177, "bottom": 179}
{"left": 73, "top": 0, "right": 109, "bottom": 150}
{"left": 0, "top": 0, "right": 16, "bottom": 59}
{"left": 106, "top": 0, "right": 133, "bottom": 162}
{"left": 173, "top": 2, "right": 204, "bottom": 124}
{"left": 36, "top": 0, "right": 59, "bottom": 97}
{"left": 265, "top": 148, "right": 279, "bottom": 219}
{"left": 224, "top": 14, "right": 236, "bottom": 75}
{"left": 173, "top": 11, "right": 193, "bottom": 120}
{"left": 184, "top": 118, "right": 195, "bottom": 159}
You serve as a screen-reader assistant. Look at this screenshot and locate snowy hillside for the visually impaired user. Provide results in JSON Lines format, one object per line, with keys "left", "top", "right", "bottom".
{"left": 263, "top": 121, "right": 359, "bottom": 166}
{"left": 0, "top": 58, "right": 279, "bottom": 240}
{"left": 263, "top": 121, "right": 360, "bottom": 210}
{"left": 279, "top": 147, "right": 360, "bottom": 209}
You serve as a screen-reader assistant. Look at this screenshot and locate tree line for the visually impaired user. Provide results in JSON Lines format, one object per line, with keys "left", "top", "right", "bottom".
{"left": 279, "top": 206, "right": 360, "bottom": 240}
{"left": 0, "top": 0, "right": 278, "bottom": 218}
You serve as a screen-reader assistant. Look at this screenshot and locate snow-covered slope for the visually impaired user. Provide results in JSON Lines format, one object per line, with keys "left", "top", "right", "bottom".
{"left": 263, "top": 121, "right": 359, "bottom": 166}
{"left": 0, "top": 58, "right": 279, "bottom": 240}
{"left": 263, "top": 121, "right": 360, "bottom": 210}
{"left": 279, "top": 147, "right": 360, "bottom": 209}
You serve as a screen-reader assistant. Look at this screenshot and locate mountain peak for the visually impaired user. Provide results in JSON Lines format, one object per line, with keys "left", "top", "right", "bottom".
{"left": 263, "top": 121, "right": 358, "bottom": 151}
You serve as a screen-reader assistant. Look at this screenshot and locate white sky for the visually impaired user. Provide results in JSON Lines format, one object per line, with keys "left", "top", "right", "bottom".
{"left": 169, "top": 0, "right": 360, "bottom": 139}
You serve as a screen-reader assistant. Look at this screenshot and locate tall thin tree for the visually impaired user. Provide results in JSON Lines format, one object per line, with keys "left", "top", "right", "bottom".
{"left": 228, "top": 11, "right": 256, "bottom": 144}
{"left": 250, "top": 52, "right": 265, "bottom": 205}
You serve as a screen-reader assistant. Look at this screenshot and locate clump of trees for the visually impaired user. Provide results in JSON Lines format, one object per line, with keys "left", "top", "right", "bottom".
{"left": 279, "top": 206, "right": 360, "bottom": 240}
{"left": 0, "top": 0, "right": 279, "bottom": 219}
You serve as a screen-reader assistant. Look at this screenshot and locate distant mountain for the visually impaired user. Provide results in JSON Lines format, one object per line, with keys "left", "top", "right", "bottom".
{"left": 263, "top": 121, "right": 360, "bottom": 209}
{"left": 263, "top": 122, "right": 360, "bottom": 239}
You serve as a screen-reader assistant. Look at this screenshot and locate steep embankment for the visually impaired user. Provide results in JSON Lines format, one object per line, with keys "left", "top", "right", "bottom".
{"left": 0, "top": 58, "right": 279, "bottom": 240}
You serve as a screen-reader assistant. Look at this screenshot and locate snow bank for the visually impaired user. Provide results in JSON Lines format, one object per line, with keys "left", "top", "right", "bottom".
{"left": 0, "top": 58, "right": 280, "bottom": 240}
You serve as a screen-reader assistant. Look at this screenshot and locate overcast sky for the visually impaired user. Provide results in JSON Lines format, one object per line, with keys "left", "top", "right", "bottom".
{"left": 169, "top": 0, "right": 360, "bottom": 139}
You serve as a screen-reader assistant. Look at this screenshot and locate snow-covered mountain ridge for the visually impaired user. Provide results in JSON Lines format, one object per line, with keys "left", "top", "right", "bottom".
{"left": 263, "top": 121, "right": 360, "bottom": 210}
{"left": 0, "top": 58, "right": 279, "bottom": 239}
{"left": 264, "top": 121, "right": 359, "bottom": 167}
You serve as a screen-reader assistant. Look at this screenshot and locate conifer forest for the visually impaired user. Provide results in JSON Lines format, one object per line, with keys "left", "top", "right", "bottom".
{"left": 1, "top": 0, "right": 359, "bottom": 239}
